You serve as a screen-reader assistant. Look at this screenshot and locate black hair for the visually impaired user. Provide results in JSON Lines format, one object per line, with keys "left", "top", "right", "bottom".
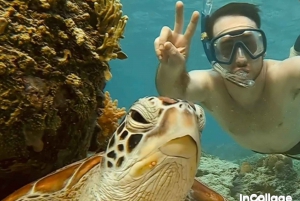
{"left": 205, "top": 3, "right": 261, "bottom": 38}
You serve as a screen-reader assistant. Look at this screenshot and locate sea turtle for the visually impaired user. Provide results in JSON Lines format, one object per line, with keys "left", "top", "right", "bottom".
{"left": 3, "top": 96, "right": 228, "bottom": 201}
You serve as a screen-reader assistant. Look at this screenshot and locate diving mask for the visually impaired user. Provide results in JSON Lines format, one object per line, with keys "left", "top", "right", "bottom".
{"left": 211, "top": 29, "right": 267, "bottom": 65}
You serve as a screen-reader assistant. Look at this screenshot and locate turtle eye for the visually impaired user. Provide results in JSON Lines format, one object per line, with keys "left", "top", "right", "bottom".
{"left": 130, "top": 110, "right": 148, "bottom": 124}
{"left": 187, "top": 102, "right": 196, "bottom": 111}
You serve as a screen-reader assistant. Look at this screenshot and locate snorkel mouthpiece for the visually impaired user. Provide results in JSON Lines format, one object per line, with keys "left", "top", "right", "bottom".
{"left": 213, "top": 62, "right": 255, "bottom": 88}
{"left": 236, "top": 70, "right": 248, "bottom": 77}
{"left": 233, "top": 70, "right": 255, "bottom": 87}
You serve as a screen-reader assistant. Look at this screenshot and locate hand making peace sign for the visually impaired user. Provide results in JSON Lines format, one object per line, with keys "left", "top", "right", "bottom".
{"left": 154, "top": 1, "right": 200, "bottom": 67}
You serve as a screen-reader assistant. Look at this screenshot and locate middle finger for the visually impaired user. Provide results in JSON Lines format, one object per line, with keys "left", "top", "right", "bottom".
{"left": 184, "top": 11, "right": 200, "bottom": 41}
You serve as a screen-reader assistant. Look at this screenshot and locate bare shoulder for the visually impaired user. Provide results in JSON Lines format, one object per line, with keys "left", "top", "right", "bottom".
{"left": 281, "top": 56, "right": 300, "bottom": 73}
{"left": 188, "top": 69, "right": 217, "bottom": 85}
{"left": 186, "top": 69, "right": 220, "bottom": 103}
{"left": 266, "top": 56, "right": 300, "bottom": 89}
{"left": 267, "top": 56, "right": 300, "bottom": 74}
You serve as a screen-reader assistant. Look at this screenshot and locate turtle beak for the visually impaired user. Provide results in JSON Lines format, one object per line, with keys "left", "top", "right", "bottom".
{"left": 159, "top": 135, "right": 197, "bottom": 159}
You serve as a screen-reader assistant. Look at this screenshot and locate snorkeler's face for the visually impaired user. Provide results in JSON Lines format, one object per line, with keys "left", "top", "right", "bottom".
{"left": 212, "top": 16, "right": 265, "bottom": 80}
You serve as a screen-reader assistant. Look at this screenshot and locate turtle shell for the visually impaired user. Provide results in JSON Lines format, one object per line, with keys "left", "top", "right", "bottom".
{"left": 3, "top": 153, "right": 104, "bottom": 201}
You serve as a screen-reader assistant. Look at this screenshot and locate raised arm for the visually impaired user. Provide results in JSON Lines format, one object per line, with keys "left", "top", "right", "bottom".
{"left": 154, "top": 1, "right": 208, "bottom": 102}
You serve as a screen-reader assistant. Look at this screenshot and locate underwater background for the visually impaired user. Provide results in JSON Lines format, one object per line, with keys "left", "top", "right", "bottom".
{"left": 106, "top": 0, "right": 300, "bottom": 161}
{"left": 1, "top": 0, "right": 300, "bottom": 200}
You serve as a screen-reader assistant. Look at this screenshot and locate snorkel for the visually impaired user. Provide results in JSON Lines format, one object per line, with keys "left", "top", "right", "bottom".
{"left": 200, "top": 0, "right": 255, "bottom": 88}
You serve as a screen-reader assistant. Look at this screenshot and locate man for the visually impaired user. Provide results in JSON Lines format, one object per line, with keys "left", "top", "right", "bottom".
{"left": 155, "top": 1, "right": 300, "bottom": 157}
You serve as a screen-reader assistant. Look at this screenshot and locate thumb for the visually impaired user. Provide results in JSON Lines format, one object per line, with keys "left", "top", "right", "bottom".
{"left": 164, "top": 42, "right": 185, "bottom": 66}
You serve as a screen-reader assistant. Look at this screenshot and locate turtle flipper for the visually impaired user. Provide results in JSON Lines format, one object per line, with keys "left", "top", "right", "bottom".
{"left": 3, "top": 153, "right": 104, "bottom": 201}
{"left": 190, "top": 178, "right": 229, "bottom": 201}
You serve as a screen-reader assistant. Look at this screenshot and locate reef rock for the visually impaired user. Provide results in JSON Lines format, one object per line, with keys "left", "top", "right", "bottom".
{"left": 187, "top": 153, "right": 300, "bottom": 201}
{"left": 232, "top": 154, "right": 300, "bottom": 200}
{"left": 194, "top": 154, "right": 239, "bottom": 201}
{"left": 0, "top": 0, "right": 127, "bottom": 198}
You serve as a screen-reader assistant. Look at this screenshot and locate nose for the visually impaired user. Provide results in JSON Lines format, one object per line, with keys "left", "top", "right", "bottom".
{"left": 236, "top": 48, "right": 245, "bottom": 58}
{"left": 235, "top": 48, "right": 248, "bottom": 67}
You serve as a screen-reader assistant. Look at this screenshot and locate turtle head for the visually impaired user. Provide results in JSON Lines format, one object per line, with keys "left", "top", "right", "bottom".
{"left": 103, "top": 96, "right": 205, "bottom": 182}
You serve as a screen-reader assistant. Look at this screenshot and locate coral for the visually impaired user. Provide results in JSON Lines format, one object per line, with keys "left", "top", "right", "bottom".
{"left": 187, "top": 153, "right": 300, "bottom": 201}
{"left": 239, "top": 161, "right": 252, "bottom": 175}
{"left": 97, "top": 91, "right": 126, "bottom": 147}
{"left": 257, "top": 154, "right": 294, "bottom": 178}
{"left": 95, "top": 0, "right": 128, "bottom": 62}
{"left": 231, "top": 154, "right": 300, "bottom": 200}
{"left": 0, "top": 0, "right": 128, "bottom": 199}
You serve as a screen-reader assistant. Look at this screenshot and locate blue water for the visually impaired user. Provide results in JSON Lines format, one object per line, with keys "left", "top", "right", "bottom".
{"left": 106, "top": 0, "right": 300, "bottom": 160}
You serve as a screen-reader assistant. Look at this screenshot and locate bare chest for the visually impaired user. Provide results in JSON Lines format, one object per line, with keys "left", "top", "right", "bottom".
{"left": 217, "top": 99, "right": 285, "bottom": 134}
{"left": 204, "top": 89, "right": 300, "bottom": 153}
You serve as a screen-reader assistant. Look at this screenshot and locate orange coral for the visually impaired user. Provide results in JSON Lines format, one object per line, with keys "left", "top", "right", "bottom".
{"left": 98, "top": 91, "right": 126, "bottom": 138}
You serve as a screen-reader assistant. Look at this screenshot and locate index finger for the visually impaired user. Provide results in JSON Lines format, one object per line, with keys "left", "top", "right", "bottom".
{"left": 174, "top": 1, "right": 184, "bottom": 34}
{"left": 184, "top": 11, "right": 200, "bottom": 41}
